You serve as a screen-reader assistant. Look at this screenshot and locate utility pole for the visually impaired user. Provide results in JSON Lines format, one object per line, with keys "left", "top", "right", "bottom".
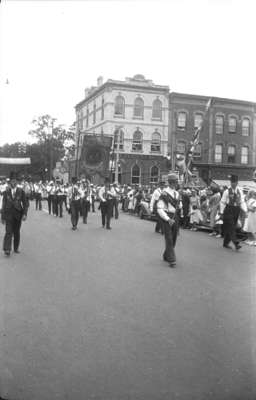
{"left": 48, "top": 118, "right": 56, "bottom": 181}
{"left": 114, "top": 126, "right": 122, "bottom": 183}
{"left": 75, "top": 129, "right": 81, "bottom": 179}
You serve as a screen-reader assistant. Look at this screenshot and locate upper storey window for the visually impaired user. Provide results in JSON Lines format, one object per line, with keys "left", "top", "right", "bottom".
{"left": 228, "top": 116, "right": 237, "bottom": 133}
{"left": 151, "top": 132, "right": 161, "bottom": 153}
{"left": 242, "top": 118, "right": 250, "bottom": 136}
{"left": 177, "top": 112, "right": 186, "bottom": 129}
{"left": 134, "top": 97, "right": 144, "bottom": 118}
{"left": 216, "top": 115, "right": 224, "bottom": 134}
{"left": 194, "top": 114, "right": 203, "bottom": 129}
{"left": 132, "top": 129, "right": 143, "bottom": 152}
{"left": 114, "top": 95, "right": 125, "bottom": 117}
{"left": 152, "top": 98, "right": 162, "bottom": 120}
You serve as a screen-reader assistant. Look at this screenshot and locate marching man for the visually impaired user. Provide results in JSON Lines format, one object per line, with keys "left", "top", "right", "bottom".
{"left": 220, "top": 174, "right": 247, "bottom": 250}
{"left": 157, "top": 173, "right": 181, "bottom": 268}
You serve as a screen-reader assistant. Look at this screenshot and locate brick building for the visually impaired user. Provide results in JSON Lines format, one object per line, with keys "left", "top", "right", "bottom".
{"left": 169, "top": 93, "right": 256, "bottom": 185}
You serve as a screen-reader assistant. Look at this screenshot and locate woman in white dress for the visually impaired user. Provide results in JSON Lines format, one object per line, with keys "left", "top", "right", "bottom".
{"left": 244, "top": 190, "right": 256, "bottom": 245}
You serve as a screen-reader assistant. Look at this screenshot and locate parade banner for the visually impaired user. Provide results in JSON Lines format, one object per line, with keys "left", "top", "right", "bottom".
{"left": 79, "top": 134, "right": 113, "bottom": 181}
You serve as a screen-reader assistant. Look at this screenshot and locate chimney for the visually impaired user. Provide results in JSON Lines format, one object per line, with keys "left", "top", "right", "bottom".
{"left": 97, "top": 76, "right": 103, "bottom": 87}
{"left": 84, "top": 87, "right": 90, "bottom": 98}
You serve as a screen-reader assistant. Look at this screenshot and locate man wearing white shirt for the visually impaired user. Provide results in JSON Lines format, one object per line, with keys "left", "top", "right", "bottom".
{"left": 220, "top": 174, "right": 247, "bottom": 250}
{"left": 67, "top": 178, "right": 81, "bottom": 230}
{"left": 150, "top": 181, "right": 165, "bottom": 234}
{"left": 98, "top": 178, "right": 116, "bottom": 229}
{"left": 157, "top": 173, "right": 180, "bottom": 268}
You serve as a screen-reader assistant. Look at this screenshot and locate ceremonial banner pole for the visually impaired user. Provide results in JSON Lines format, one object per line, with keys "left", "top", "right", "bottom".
{"left": 184, "top": 98, "right": 212, "bottom": 185}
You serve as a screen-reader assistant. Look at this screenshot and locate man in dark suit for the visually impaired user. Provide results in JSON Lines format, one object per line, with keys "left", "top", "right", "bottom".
{"left": 1, "top": 172, "right": 28, "bottom": 256}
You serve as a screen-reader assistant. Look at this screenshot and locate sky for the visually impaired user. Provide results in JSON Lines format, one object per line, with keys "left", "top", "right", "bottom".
{"left": 0, "top": 0, "right": 256, "bottom": 145}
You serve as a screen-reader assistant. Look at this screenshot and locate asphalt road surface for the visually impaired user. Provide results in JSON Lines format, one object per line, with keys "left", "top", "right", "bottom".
{"left": 0, "top": 202, "right": 256, "bottom": 400}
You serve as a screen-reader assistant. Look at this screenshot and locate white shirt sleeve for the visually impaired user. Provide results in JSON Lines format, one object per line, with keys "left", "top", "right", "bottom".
{"left": 98, "top": 187, "right": 106, "bottom": 202}
{"left": 157, "top": 199, "right": 170, "bottom": 222}
{"left": 220, "top": 189, "right": 228, "bottom": 214}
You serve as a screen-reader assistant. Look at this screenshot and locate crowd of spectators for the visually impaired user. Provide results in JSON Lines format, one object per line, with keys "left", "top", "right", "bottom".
{"left": 1, "top": 177, "right": 256, "bottom": 245}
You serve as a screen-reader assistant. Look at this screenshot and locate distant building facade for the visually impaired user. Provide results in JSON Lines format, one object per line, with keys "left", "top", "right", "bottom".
{"left": 74, "top": 75, "right": 170, "bottom": 184}
{"left": 170, "top": 93, "right": 256, "bottom": 184}
{"left": 72, "top": 75, "right": 256, "bottom": 185}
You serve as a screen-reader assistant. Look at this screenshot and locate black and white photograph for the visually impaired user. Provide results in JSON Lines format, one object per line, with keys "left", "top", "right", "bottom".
{"left": 0, "top": 0, "right": 256, "bottom": 399}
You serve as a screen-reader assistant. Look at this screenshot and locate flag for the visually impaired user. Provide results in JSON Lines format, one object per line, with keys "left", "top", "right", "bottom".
{"left": 205, "top": 98, "right": 212, "bottom": 112}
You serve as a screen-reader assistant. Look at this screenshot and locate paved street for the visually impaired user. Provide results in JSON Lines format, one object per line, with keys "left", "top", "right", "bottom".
{"left": 0, "top": 202, "right": 256, "bottom": 400}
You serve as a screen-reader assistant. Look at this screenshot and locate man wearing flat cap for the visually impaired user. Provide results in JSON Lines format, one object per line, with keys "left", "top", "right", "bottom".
{"left": 1, "top": 171, "right": 28, "bottom": 256}
{"left": 157, "top": 173, "right": 181, "bottom": 267}
{"left": 220, "top": 174, "right": 247, "bottom": 250}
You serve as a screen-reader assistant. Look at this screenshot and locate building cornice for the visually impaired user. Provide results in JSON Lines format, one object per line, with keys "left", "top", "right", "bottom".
{"left": 75, "top": 80, "right": 170, "bottom": 110}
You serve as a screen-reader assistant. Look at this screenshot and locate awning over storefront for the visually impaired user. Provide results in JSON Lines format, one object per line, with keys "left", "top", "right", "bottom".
{"left": 0, "top": 157, "right": 31, "bottom": 165}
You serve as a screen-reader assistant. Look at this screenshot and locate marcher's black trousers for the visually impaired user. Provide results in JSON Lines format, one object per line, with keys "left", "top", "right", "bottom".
{"left": 3, "top": 215, "right": 22, "bottom": 252}
{"left": 70, "top": 200, "right": 81, "bottom": 228}
{"left": 47, "top": 195, "right": 53, "bottom": 214}
{"left": 113, "top": 198, "right": 119, "bottom": 219}
{"left": 155, "top": 215, "right": 163, "bottom": 233}
{"left": 81, "top": 199, "right": 90, "bottom": 222}
{"left": 223, "top": 205, "right": 240, "bottom": 246}
{"left": 162, "top": 220, "right": 178, "bottom": 263}
{"left": 35, "top": 193, "right": 42, "bottom": 210}
{"left": 100, "top": 200, "right": 113, "bottom": 228}
{"left": 56, "top": 196, "right": 64, "bottom": 217}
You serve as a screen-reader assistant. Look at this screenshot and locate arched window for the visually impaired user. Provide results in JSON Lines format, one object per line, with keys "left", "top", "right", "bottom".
{"left": 194, "top": 113, "right": 203, "bottom": 129}
{"left": 241, "top": 146, "right": 249, "bottom": 164}
{"left": 132, "top": 129, "right": 143, "bottom": 152}
{"left": 151, "top": 132, "right": 161, "bottom": 152}
{"left": 114, "top": 95, "right": 125, "bottom": 117}
{"left": 216, "top": 115, "right": 224, "bottom": 134}
{"left": 177, "top": 112, "right": 186, "bottom": 129}
{"left": 134, "top": 97, "right": 144, "bottom": 118}
{"left": 131, "top": 164, "right": 140, "bottom": 184}
{"left": 242, "top": 118, "right": 250, "bottom": 136}
{"left": 152, "top": 98, "right": 162, "bottom": 119}
{"left": 150, "top": 165, "right": 159, "bottom": 183}
{"left": 114, "top": 129, "right": 124, "bottom": 151}
{"left": 227, "top": 145, "right": 236, "bottom": 163}
{"left": 228, "top": 116, "right": 237, "bottom": 133}
{"left": 214, "top": 144, "right": 223, "bottom": 163}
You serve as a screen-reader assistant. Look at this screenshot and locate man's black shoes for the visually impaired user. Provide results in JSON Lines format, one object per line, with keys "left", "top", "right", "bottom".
{"left": 14, "top": 249, "right": 20, "bottom": 254}
{"left": 223, "top": 244, "right": 232, "bottom": 249}
{"left": 169, "top": 262, "right": 176, "bottom": 268}
{"left": 4, "top": 250, "right": 10, "bottom": 256}
{"left": 235, "top": 244, "right": 242, "bottom": 250}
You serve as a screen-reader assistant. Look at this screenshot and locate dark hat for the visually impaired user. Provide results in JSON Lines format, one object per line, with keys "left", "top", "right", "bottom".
{"left": 229, "top": 174, "right": 238, "bottom": 183}
{"left": 71, "top": 177, "right": 77, "bottom": 184}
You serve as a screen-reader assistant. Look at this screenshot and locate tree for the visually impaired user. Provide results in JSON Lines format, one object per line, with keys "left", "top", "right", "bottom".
{"left": 29, "top": 115, "right": 75, "bottom": 179}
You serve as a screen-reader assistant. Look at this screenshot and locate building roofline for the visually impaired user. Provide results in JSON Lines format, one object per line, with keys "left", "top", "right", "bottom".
{"left": 75, "top": 78, "right": 170, "bottom": 109}
{"left": 169, "top": 91, "right": 256, "bottom": 107}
